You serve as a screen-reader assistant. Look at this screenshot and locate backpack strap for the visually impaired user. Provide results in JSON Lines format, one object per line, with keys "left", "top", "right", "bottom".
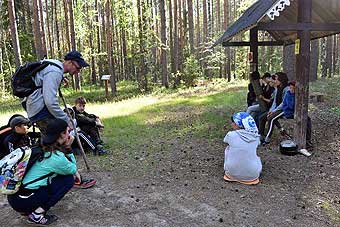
{"left": 21, "top": 172, "right": 55, "bottom": 188}
{"left": 43, "top": 61, "right": 63, "bottom": 71}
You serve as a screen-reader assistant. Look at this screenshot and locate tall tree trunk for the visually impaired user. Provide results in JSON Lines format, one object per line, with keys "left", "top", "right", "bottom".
{"left": 32, "top": 0, "right": 44, "bottom": 59}
{"left": 53, "top": 0, "right": 61, "bottom": 58}
{"left": 187, "top": 0, "right": 194, "bottom": 53}
{"left": 106, "top": 0, "right": 116, "bottom": 95}
{"left": 173, "top": 0, "right": 179, "bottom": 75}
{"left": 310, "top": 39, "right": 319, "bottom": 81}
{"left": 95, "top": 0, "right": 103, "bottom": 83}
{"left": 159, "top": 0, "right": 169, "bottom": 88}
{"left": 169, "top": 0, "right": 175, "bottom": 74}
{"left": 45, "top": 0, "right": 54, "bottom": 58}
{"left": 86, "top": 2, "right": 97, "bottom": 85}
{"left": 326, "top": 36, "right": 332, "bottom": 77}
{"left": 38, "top": 0, "right": 47, "bottom": 57}
{"left": 332, "top": 35, "right": 337, "bottom": 77}
{"left": 24, "top": 0, "right": 36, "bottom": 55}
{"left": 137, "top": 0, "right": 148, "bottom": 91}
{"left": 203, "top": 0, "right": 208, "bottom": 43}
{"left": 195, "top": 0, "right": 200, "bottom": 46}
{"left": 62, "top": 0, "right": 71, "bottom": 51}
{"left": 69, "top": 0, "right": 80, "bottom": 90}
{"left": 216, "top": 0, "right": 221, "bottom": 32}
{"left": 223, "top": 0, "right": 230, "bottom": 81}
{"left": 8, "top": 0, "right": 22, "bottom": 67}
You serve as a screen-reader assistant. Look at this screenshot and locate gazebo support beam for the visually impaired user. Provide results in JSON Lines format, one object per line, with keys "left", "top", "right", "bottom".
{"left": 257, "top": 22, "right": 340, "bottom": 31}
{"left": 222, "top": 41, "right": 284, "bottom": 47}
{"left": 295, "top": 0, "right": 312, "bottom": 149}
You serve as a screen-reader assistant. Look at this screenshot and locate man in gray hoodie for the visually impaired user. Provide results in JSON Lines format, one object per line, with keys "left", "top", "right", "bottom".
{"left": 25, "top": 51, "right": 90, "bottom": 135}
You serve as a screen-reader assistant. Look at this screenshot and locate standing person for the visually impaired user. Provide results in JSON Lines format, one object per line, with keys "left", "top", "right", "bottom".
{"left": 72, "top": 97, "right": 107, "bottom": 155}
{"left": 223, "top": 112, "right": 262, "bottom": 185}
{"left": 7, "top": 119, "right": 77, "bottom": 225}
{"left": 25, "top": 50, "right": 90, "bottom": 135}
{"left": 1, "top": 116, "right": 31, "bottom": 158}
{"left": 24, "top": 51, "right": 96, "bottom": 188}
{"left": 258, "top": 72, "right": 289, "bottom": 145}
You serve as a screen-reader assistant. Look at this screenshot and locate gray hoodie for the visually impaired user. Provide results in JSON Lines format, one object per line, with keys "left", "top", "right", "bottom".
{"left": 224, "top": 129, "right": 262, "bottom": 181}
{"left": 25, "top": 59, "right": 69, "bottom": 123}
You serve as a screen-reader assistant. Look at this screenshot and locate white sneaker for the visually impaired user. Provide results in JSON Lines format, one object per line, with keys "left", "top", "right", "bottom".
{"left": 299, "top": 148, "right": 312, "bottom": 157}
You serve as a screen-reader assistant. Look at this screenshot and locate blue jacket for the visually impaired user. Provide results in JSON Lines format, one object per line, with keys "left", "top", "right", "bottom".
{"left": 282, "top": 90, "right": 295, "bottom": 119}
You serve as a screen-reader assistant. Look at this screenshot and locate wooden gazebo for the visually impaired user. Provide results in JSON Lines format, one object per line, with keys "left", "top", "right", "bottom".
{"left": 214, "top": 0, "right": 340, "bottom": 148}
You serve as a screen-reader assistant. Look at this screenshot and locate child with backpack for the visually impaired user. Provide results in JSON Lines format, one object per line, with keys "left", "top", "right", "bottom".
{"left": 223, "top": 112, "right": 262, "bottom": 185}
{"left": 7, "top": 119, "right": 77, "bottom": 225}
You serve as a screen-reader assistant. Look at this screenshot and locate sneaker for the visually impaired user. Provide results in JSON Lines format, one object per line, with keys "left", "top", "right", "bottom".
{"left": 95, "top": 144, "right": 107, "bottom": 155}
{"left": 74, "top": 178, "right": 96, "bottom": 189}
{"left": 27, "top": 213, "right": 58, "bottom": 226}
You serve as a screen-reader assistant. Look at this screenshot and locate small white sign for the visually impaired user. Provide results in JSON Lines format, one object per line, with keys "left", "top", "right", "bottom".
{"left": 101, "top": 75, "right": 111, "bottom": 80}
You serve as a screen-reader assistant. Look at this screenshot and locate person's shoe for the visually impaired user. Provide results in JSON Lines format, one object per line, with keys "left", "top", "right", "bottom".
{"left": 95, "top": 144, "right": 107, "bottom": 155}
{"left": 224, "top": 174, "right": 259, "bottom": 185}
{"left": 306, "top": 141, "right": 313, "bottom": 149}
{"left": 74, "top": 178, "right": 96, "bottom": 189}
{"left": 27, "top": 213, "right": 58, "bottom": 226}
{"left": 261, "top": 140, "right": 270, "bottom": 146}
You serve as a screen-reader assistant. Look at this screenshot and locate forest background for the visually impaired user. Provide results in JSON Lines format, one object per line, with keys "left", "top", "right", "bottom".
{"left": 0, "top": 0, "right": 339, "bottom": 100}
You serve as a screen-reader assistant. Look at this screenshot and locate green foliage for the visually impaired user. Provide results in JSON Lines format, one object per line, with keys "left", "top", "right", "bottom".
{"left": 182, "top": 55, "right": 202, "bottom": 87}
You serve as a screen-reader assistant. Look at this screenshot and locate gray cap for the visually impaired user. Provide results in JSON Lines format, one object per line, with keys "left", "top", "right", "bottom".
{"left": 9, "top": 116, "right": 30, "bottom": 129}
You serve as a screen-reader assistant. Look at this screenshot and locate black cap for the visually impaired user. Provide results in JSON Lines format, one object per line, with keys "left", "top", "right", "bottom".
{"left": 64, "top": 50, "right": 90, "bottom": 67}
{"left": 10, "top": 116, "right": 30, "bottom": 129}
{"left": 41, "top": 119, "right": 68, "bottom": 145}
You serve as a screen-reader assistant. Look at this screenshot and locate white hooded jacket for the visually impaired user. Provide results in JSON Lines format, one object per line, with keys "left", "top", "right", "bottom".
{"left": 223, "top": 129, "right": 262, "bottom": 181}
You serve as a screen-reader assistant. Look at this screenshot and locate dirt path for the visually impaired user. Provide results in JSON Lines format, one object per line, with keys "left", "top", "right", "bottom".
{"left": 1, "top": 92, "right": 339, "bottom": 227}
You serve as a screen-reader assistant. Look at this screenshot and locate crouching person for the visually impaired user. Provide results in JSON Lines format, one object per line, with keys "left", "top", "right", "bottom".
{"left": 7, "top": 119, "right": 77, "bottom": 225}
{"left": 223, "top": 112, "right": 262, "bottom": 185}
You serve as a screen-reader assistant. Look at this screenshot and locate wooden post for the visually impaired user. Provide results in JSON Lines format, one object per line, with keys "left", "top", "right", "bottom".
{"left": 101, "top": 75, "right": 111, "bottom": 98}
{"left": 294, "top": 0, "right": 312, "bottom": 149}
{"left": 249, "top": 28, "right": 266, "bottom": 112}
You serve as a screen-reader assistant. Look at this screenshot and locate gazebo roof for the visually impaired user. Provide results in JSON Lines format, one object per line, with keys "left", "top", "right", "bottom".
{"left": 213, "top": 0, "right": 340, "bottom": 47}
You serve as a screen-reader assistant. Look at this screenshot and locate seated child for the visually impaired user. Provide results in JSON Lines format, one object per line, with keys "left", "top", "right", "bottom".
{"left": 223, "top": 112, "right": 262, "bottom": 185}
{"left": 281, "top": 81, "right": 312, "bottom": 148}
{"left": 0, "top": 115, "right": 32, "bottom": 159}
{"left": 72, "top": 97, "right": 106, "bottom": 155}
{"left": 63, "top": 105, "right": 107, "bottom": 155}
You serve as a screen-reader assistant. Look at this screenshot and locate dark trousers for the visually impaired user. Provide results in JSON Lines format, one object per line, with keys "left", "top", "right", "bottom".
{"left": 7, "top": 175, "right": 74, "bottom": 214}
{"left": 258, "top": 111, "right": 283, "bottom": 139}
{"left": 81, "top": 125, "right": 102, "bottom": 145}
{"left": 72, "top": 130, "right": 96, "bottom": 152}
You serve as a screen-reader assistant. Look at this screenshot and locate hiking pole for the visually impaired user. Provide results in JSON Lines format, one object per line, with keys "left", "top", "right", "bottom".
{"left": 58, "top": 88, "right": 91, "bottom": 171}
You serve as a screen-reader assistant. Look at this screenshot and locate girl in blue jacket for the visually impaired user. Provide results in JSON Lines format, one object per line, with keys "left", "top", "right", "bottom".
{"left": 7, "top": 119, "right": 77, "bottom": 225}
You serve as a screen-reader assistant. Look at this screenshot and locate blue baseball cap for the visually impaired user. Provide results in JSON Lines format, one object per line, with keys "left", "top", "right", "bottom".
{"left": 64, "top": 50, "right": 90, "bottom": 67}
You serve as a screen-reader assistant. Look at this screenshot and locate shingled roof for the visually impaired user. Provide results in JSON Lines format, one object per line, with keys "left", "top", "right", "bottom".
{"left": 214, "top": 0, "right": 340, "bottom": 47}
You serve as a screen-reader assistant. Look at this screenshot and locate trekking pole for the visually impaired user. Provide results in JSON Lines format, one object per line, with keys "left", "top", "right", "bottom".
{"left": 58, "top": 88, "right": 91, "bottom": 171}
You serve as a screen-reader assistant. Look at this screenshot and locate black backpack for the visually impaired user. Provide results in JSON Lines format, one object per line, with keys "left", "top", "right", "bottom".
{"left": 11, "top": 61, "right": 62, "bottom": 98}
{"left": 0, "top": 125, "right": 12, "bottom": 159}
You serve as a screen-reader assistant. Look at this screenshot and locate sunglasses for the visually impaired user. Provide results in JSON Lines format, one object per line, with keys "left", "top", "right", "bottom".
{"left": 71, "top": 61, "right": 82, "bottom": 70}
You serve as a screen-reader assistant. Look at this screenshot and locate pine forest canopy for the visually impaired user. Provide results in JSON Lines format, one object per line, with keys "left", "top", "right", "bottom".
{"left": 0, "top": 0, "right": 339, "bottom": 98}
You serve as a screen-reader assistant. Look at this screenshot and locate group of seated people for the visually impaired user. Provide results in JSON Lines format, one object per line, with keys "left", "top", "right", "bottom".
{"left": 223, "top": 71, "right": 312, "bottom": 186}
{"left": 1, "top": 96, "right": 106, "bottom": 159}
{"left": 0, "top": 96, "right": 105, "bottom": 225}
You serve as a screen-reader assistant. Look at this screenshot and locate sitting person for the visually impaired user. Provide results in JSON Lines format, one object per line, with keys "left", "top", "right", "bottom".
{"left": 223, "top": 112, "right": 262, "bottom": 185}
{"left": 63, "top": 105, "right": 106, "bottom": 155}
{"left": 72, "top": 97, "right": 106, "bottom": 155}
{"left": 258, "top": 72, "right": 289, "bottom": 145}
{"left": 247, "top": 72, "right": 275, "bottom": 122}
{"left": 281, "top": 81, "right": 312, "bottom": 147}
{"left": 247, "top": 82, "right": 257, "bottom": 107}
{"left": 7, "top": 119, "right": 77, "bottom": 225}
{"left": 0, "top": 115, "right": 32, "bottom": 159}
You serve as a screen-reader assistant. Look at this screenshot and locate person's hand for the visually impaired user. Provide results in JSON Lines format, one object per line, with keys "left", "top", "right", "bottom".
{"left": 63, "top": 77, "right": 70, "bottom": 88}
{"left": 259, "top": 95, "right": 264, "bottom": 100}
{"left": 267, "top": 112, "right": 274, "bottom": 118}
{"left": 74, "top": 171, "right": 81, "bottom": 182}
{"left": 65, "top": 135, "right": 74, "bottom": 148}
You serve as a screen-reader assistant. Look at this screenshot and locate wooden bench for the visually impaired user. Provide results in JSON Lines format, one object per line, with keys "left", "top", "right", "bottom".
{"left": 309, "top": 92, "right": 325, "bottom": 103}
